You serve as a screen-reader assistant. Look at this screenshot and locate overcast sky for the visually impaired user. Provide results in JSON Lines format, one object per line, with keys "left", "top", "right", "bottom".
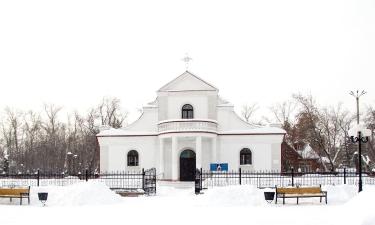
{"left": 0, "top": 0, "right": 374, "bottom": 123}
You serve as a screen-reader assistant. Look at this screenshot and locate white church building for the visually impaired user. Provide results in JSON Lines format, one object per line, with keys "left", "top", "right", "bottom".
{"left": 97, "top": 71, "right": 286, "bottom": 181}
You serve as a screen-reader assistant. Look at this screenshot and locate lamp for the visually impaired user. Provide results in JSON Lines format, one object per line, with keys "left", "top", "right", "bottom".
{"left": 348, "top": 123, "right": 371, "bottom": 192}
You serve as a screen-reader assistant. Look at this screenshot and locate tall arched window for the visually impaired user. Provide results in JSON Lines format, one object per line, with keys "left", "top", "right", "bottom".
{"left": 127, "top": 150, "right": 139, "bottom": 166}
{"left": 240, "top": 148, "right": 252, "bottom": 165}
{"left": 182, "top": 104, "right": 194, "bottom": 119}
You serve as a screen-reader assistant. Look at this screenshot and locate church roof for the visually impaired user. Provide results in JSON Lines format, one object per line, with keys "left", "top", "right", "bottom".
{"left": 158, "top": 71, "right": 218, "bottom": 92}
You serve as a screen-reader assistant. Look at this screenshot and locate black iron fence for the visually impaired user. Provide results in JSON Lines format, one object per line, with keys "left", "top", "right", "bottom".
{"left": 195, "top": 168, "right": 375, "bottom": 193}
{"left": 0, "top": 168, "right": 157, "bottom": 195}
{"left": 143, "top": 168, "right": 157, "bottom": 195}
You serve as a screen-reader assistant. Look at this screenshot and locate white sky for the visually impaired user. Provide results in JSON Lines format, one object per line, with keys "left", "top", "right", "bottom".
{"left": 0, "top": 0, "right": 374, "bottom": 123}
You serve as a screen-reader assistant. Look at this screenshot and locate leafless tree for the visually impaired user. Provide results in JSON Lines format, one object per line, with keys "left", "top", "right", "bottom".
{"left": 293, "top": 94, "right": 356, "bottom": 171}
{"left": 97, "top": 97, "right": 128, "bottom": 128}
{"left": 293, "top": 94, "right": 334, "bottom": 170}
{"left": 270, "top": 101, "right": 296, "bottom": 125}
{"left": 365, "top": 106, "right": 375, "bottom": 167}
{"left": 241, "top": 103, "right": 258, "bottom": 123}
{"left": 22, "top": 110, "right": 42, "bottom": 171}
{"left": 1, "top": 108, "right": 24, "bottom": 173}
{"left": 0, "top": 97, "right": 129, "bottom": 174}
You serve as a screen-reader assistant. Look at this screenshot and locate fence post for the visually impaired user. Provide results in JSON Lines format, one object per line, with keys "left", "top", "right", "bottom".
{"left": 142, "top": 168, "right": 145, "bottom": 191}
{"left": 344, "top": 167, "right": 346, "bottom": 185}
{"left": 85, "top": 169, "right": 88, "bottom": 182}
{"left": 200, "top": 168, "right": 202, "bottom": 190}
{"left": 195, "top": 168, "right": 200, "bottom": 194}
{"left": 37, "top": 169, "right": 40, "bottom": 187}
{"left": 239, "top": 167, "right": 242, "bottom": 185}
{"left": 291, "top": 167, "right": 294, "bottom": 187}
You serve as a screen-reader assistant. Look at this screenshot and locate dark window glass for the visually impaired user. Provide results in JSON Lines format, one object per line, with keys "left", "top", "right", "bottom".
{"left": 127, "top": 150, "right": 139, "bottom": 166}
{"left": 240, "top": 148, "right": 252, "bottom": 165}
{"left": 182, "top": 104, "right": 194, "bottom": 119}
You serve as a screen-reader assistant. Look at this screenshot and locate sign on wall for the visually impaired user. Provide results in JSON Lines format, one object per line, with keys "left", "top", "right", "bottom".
{"left": 210, "top": 163, "right": 228, "bottom": 171}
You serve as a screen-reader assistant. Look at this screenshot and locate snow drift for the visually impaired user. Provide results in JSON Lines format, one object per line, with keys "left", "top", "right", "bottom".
{"left": 29, "top": 181, "right": 123, "bottom": 206}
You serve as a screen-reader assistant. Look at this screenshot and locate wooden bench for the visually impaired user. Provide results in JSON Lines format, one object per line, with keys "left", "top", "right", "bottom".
{"left": 0, "top": 187, "right": 30, "bottom": 205}
{"left": 275, "top": 186, "right": 327, "bottom": 205}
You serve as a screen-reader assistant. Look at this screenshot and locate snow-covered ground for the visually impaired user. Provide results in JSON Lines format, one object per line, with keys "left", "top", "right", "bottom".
{"left": 0, "top": 182, "right": 374, "bottom": 225}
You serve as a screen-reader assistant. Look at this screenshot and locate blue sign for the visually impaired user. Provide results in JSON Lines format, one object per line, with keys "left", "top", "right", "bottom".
{"left": 210, "top": 163, "right": 228, "bottom": 171}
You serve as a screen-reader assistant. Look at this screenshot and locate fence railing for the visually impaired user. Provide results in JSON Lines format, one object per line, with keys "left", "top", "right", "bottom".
{"left": 0, "top": 168, "right": 157, "bottom": 195}
{"left": 195, "top": 168, "right": 375, "bottom": 193}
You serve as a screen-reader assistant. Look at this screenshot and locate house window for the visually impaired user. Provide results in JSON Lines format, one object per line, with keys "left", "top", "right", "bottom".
{"left": 127, "top": 150, "right": 139, "bottom": 166}
{"left": 182, "top": 104, "right": 194, "bottom": 119}
{"left": 240, "top": 148, "right": 252, "bottom": 165}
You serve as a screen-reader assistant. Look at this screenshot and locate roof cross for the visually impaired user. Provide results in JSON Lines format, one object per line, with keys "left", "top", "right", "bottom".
{"left": 182, "top": 53, "right": 192, "bottom": 71}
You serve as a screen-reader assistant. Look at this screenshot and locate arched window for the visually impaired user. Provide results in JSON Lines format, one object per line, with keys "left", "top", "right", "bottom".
{"left": 181, "top": 104, "right": 194, "bottom": 119}
{"left": 240, "top": 148, "right": 252, "bottom": 165}
{"left": 127, "top": 150, "right": 139, "bottom": 166}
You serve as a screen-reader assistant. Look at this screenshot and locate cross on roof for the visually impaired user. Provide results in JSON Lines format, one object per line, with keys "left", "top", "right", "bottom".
{"left": 182, "top": 53, "right": 192, "bottom": 71}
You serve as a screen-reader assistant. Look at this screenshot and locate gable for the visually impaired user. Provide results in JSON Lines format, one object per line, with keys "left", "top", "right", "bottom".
{"left": 158, "top": 71, "right": 218, "bottom": 92}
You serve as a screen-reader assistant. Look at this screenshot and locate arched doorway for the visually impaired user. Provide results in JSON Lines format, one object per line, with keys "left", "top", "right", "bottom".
{"left": 179, "top": 149, "right": 196, "bottom": 181}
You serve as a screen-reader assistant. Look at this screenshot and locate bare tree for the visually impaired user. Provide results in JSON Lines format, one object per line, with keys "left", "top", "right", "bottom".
{"left": 293, "top": 94, "right": 334, "bottom": 170}
{"left": 319, "top": 104, "right": 354, "bottom": 166}
{"left": 270, "top": 101, "right": 296, "bottom": 125}
{"left": 268, "top": 100, "right": 298, "bottom": 144}
{"left": 22, "top": 110, "right": 42, "bottom": 171}
{"left": 40, "top": 104, "right": 67, "bottom": 172}
{"left": 241, "top": 103, "right": 258, "bottom": 123}
{"left": 293, "top": 94, "right": 355, "bottom": 171}
{"left": 0, "top": 97, "right": 130, "bottom": 174}
{"left": 1, "top": 108, "right": 24, "bottom": 173}
{"left": 97, "top": 97, "right": 128, "bottom": 128}
{"left": 365, "top": 106, "right": 375, "bottom": 168}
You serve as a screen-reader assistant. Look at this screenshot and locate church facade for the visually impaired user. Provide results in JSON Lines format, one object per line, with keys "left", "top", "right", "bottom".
{"left": 97, "top": 71, "right": 286, "bottom": 181}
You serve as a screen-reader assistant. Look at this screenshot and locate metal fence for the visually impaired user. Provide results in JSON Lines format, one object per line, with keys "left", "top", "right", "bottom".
{"left": 0, "top": 168, "right": 157, "bottom": 195}
{"left": 195, "top": 168, "right": 375, "bottom": 193}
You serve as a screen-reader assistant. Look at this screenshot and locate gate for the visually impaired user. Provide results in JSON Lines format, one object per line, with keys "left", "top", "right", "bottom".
{"left": 143, "top": 168, "right": 157, "bottom": 195}
{"left": 195, "top": 168, "right": 202, "bottom": 194}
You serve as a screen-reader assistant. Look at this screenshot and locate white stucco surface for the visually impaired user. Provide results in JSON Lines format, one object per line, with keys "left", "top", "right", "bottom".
{"left": 97, "top": 71, "right": 286, "bottom": 180}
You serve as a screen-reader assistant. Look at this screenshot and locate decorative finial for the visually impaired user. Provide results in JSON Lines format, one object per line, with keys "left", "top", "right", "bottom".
{"left": 182, "top": 53, "right": 192, "bottom": 71}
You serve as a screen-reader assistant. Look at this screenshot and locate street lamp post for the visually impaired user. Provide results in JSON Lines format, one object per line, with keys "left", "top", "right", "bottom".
{"left": 350, "top": 90, "right": 366, "bottom": 124}
{"left": 67, "top": 152, "right": 72, "bottom": 174}
{"left": 349, "top": 90, "right": 370, "bottom": 192}
{"left": 349, "top": 129, "right": 369, "bottom": 192}
{"left": 73, "top": 154, "right": 78, "bottom": 175}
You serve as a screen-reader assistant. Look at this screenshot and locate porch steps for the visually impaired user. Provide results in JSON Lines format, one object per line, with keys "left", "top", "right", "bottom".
{"left": 157, "top": 181, "right": 195, "bottom": 189}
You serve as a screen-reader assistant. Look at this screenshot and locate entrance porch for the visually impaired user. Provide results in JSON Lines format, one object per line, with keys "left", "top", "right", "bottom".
{"left": 158, "top": 134, "right": 217, "bottom": 181}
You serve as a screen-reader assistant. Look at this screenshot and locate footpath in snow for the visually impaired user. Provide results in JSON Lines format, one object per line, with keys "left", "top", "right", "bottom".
{"left": 0, "top": 181, "right": 374, "bottom": 225}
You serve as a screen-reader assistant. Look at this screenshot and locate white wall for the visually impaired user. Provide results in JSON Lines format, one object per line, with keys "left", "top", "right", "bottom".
{"left": 99, "top": 145, "right": 109, "bottom": 172}
{"left": 99, "top": 134, "right": 283, "bottom": 173}
{"left": 218, "top": 135, "right": 282, "bottom": 171}
{"left": 98, "top": 136, "right": 157, "bottom": 172}
{"left": 217, "top": 106, "right": 256, "bottom": 131}
{"left": 124, "top": 107, "right": 158, "bottom": 132}
{"left": 158, "top": 91, "right": 218, "bottom": 121}
{"left": 167, "top": 95, "right": 207, "bottom": 119}
{"left": 98, "top": 73, "right": 285, "bottom": 175}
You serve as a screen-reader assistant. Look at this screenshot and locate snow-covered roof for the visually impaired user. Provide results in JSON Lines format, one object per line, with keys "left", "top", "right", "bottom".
{"left": 219, "top": 127, "right": 286, "bottom": 135}
{"left": 97, "top": 126, "right": 286, "bottom": 137}
{"left": 158, "top": 118, "right": 218, "bottom": 124}
{"left": 97, "top": 128, "right": 157, "bottom": 136}
{"left": 217, "top": 96, "right": 233, "bottom": 107}
{"left": 298, "top": 144, "right": 320, "bottom": 159}
{"left": 158, "top": 71, "right": 218, "bottom": 92}
{"left": 320, "top": 156, "right": 330, "bottom": 163}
